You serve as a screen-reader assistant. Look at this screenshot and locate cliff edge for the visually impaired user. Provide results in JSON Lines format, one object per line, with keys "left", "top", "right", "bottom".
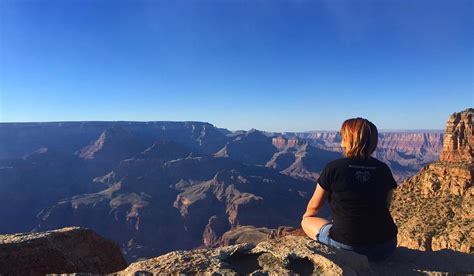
{"left": 0, "top": 227, "right": 127, "bottom": 275}
{"left": 391, "top": 108, "right": 473, "bottom": 253}
{"left": 117, "top": 231, "right": 473, "bottom": 275}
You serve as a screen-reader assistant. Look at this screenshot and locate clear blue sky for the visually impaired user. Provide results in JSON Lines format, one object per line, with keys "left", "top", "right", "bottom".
{"left": 0, "top": 0, "right": 472, "bottom": 132}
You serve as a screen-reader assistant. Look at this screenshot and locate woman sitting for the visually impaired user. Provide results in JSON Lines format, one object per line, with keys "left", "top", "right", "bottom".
{"left": 301, "top": 117, "right": 398, "bottom": 262}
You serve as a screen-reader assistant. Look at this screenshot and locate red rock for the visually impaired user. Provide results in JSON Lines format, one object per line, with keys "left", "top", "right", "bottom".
{"left": 440, "top": 108, "right": 474, "bottom": 162}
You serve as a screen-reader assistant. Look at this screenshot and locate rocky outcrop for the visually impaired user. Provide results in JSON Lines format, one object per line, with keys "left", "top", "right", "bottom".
{"left": 390, "top": 161, "right": 473, "bottom": 253}
{"left": 440, "top": 108, "right": 473, "bottom": 162}
{"left": 118, "top": 234, "right": 370, "bottom": 275}
{"left": 271, "top": 136, "right": 287, "bottom": 148}
{"left": 0, "top": 227, "right": 127, "bottom": 276}
{"left": 216, "top": 225, "right": 305, "bottom": 247}
{"left": 203, "top": 215, "right": 231, "bottom": 247}
{"left": 391, "top": 109, "right": 474, "bottom": 254}
{"left": 117, "top": 232, "right": 474, "bottom": 275}
{"left": 218, "top": 225, "right": 275, "bottom": 247}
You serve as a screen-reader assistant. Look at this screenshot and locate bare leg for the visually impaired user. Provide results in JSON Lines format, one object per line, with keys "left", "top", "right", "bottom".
{"left": 301, "top": 216, "right": 331, "bottom": 240}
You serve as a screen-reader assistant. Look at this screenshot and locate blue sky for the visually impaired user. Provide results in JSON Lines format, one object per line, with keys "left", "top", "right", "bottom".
{"left": 0, "top": 0, "right": 472, "bottom": 132}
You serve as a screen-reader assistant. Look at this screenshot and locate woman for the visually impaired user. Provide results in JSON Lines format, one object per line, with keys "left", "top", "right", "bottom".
{"left": 301, "top": 117, "right": 398, "bottom": 262}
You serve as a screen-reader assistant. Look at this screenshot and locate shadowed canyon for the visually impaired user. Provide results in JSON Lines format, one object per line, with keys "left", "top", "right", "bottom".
{"left": 1, "top": 109, "right": 472, "bottom": 275}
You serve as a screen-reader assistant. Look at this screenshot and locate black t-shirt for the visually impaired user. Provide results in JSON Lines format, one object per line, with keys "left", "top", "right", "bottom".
{"left": 317, "top": 156, "right": 398, "bottom": 246}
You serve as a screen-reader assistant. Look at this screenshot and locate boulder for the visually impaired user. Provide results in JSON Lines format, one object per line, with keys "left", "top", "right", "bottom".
{"left": 0, "top": 227, "right": 127, "bottom": 275}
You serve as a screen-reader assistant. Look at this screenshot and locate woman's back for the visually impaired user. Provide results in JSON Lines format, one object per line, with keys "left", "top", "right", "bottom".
{"left": 302, "top": 117, "right": 399, "bottom": 262}
{"left": 318, "top": 156, "right": 398, "bottom": 246}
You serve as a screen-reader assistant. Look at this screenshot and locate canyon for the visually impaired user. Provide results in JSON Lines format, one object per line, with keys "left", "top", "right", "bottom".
{"left": 0, "top": 109, "right": 472, "bottom": 275}
{"left": 0, "top": 117, "right": 448, "bottom": 264}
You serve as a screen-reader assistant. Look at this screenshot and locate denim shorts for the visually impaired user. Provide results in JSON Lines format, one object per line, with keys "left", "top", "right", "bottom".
{"left": 316, "top": 223, "right": 397, "bottom": 262}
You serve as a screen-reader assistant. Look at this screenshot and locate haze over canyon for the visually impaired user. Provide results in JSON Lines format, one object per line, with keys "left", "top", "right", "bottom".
{"left": 0, "top": 119, "right": 444, "bottom": 261}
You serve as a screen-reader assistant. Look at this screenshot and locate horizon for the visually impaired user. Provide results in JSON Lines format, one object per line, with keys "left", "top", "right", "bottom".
{"left": 0, "top": 119, "right": 446, "bottom": 133}
{"left": 1, "top": 0, "right": 472, "bottom": 132}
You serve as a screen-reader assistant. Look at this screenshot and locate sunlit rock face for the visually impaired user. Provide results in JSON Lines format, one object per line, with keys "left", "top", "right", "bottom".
{"left": 391, "top": 109, "right": 473, "bottom": 254}
{"left": 272, "top": 136, "right": 302, "bottom": 149}
{"left": 440, "top": 108, "right": 474, "bottom": 162}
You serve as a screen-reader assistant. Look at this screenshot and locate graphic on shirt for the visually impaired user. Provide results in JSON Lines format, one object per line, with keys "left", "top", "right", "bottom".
{"left": 348, "top": 165, "right": 376, "bottom": 170}
{"left": 355, "top": 170, "right": 371, "bottom": 183}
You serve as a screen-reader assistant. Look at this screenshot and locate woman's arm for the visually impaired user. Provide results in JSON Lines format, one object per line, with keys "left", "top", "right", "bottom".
{"left": 387, "top": 189, "right": 394, "bottom": 208}
{"left": 302, "top": 183, "right": 329, "bottom": 219}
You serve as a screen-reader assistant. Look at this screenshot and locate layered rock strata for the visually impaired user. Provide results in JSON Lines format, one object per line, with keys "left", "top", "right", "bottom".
{"left": 391, "top": 108, "right": 473, "bottom": 254}
{"left": 440, "top": 108, "right": 473, "bottom": 162}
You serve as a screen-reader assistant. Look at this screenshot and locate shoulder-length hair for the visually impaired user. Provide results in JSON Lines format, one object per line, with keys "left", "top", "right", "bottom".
{"left": 340, "top": 118, "right": 378, "bottom": 159}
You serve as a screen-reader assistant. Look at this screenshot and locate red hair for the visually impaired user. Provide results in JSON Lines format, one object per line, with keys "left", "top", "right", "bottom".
{"left": 340, "top": 118, "right": 378, "bottom": 159}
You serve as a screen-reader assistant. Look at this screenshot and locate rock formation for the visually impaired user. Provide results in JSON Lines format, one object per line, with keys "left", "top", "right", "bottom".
{"left": 0, "top": 227, "right": 127, "bottom": 275}
{"left": 440, "top": 108, "right": 473, "bottom": 162}
{"left": 8, "top": 226, "right": 470, "bottom": 275}
{"left": 117, "top": 231, "right": 474, "bottom": 275}
{"left": 391, "top": 108, "right": 473, "bottom": 254}
{"left": 214, "top": 225, "right": 304, "bottom": 247}
{"left": 214, "top": 129, "right": 277, "bottom": 165}
{"left": 280, "top": 142, "right": 341, "bottom": 182}
{"left": 271, "top": 136, "right": 301, "bottom": 149}
{"left": 218, "top": 225, "right": 275, "bottom": 247}
{"left": 118, "top": 234, "right": 370, "bottom": 275}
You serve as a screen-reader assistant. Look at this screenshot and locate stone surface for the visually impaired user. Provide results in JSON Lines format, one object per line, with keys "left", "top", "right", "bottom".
{"left": 117, "top": 234, "right": 369, "bottom": 275}
{"left": 117, "top": 232, "right": 474, "bottom": 275}
{"left": 0, "top": 227, "right": 127, "bottom": 275}
{"left": 214, "top": 225, "right": 305, "bottom": 248}
{"left": 218, "top": 225, "right": 274, "bottom": 247}
{"left": 440, "top": 108, "right": 474, "bottom": 162}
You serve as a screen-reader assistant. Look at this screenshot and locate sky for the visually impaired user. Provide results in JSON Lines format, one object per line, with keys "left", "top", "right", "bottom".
{"left": 0, "top": 0, "right": 472, "bottom": 132}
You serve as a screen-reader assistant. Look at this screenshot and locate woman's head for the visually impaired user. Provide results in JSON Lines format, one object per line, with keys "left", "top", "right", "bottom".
{"left": 340, "top": 117, "right": 378, "bottom": 159}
